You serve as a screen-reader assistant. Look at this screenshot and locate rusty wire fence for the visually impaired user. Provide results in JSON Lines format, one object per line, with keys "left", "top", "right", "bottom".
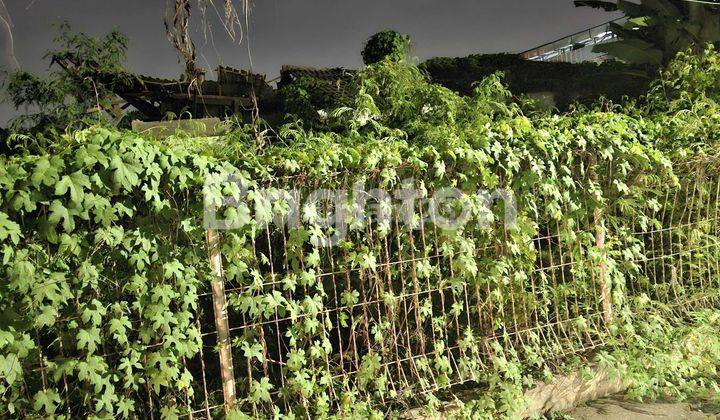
{"left": 186, "top": 159, "right": 720, "bottom": 418}
{"left": 624, "top": 159, "right": 720, "bottom": 312}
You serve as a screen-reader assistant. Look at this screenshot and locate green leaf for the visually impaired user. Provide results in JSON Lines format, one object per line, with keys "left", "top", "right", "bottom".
{"left": 109, "top": 316, "right": 132, "bottom": 345}
{"left": 241, "top": 340, "right": 265, "bottom": 363}
{"left": 31, "top": 156, "right": 63, "bottom": 187}
{"left": 116, "top": 396, "right": 135, "bottom": 417}
{"left": 0, "top": 354, "right": 23, "bottom": 385}
{"left": 80, "top": 299, "right": 107, "bottom": 327}
{"left": 10, "top": 190, "right": 37, "bottom": 212}
{"left": 163, "top": 260, "right": 185, "bottom": 279}
{"left": 249, "top": 377, "right": 274, "bottom": 403}
{"left": 55, "top": 171, "right": 91, "bottom": 203}
{"left": 111, "top": 155, "right": 142, "bottom": 191}
{"left": 341, "top": 290, "right": 360, "bottom": 307}
{"left": 36, "top": 307, "right": 58, "bottom": 328}
{"left": 33, "top": 390, "right": 62, "bottom": 415}
{"left": 77, "top": 327, "right": 101, "bottom": 354}
{"left": 227, "top": 409, "right": 253, "bottom": 420}
{"left": 0, "top": 212, "right": 21, "bottom": 244}
{"left": 48, "top": 200, "right": 75, "bottom": 232}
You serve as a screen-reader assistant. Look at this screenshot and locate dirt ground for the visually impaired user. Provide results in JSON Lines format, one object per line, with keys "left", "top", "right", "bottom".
{"left": 564, "top": 397, "right": 720, "bottom": 419}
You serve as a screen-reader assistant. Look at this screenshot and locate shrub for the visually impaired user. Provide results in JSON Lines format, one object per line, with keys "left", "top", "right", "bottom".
{"left": 279, "top": 76, "right": 354, "bottom": 124}
{"left": 361, "top": 30, "right": 411, "bottom": 65}
{"left": 5, "top": 24, "right": 130, "bottom": 134}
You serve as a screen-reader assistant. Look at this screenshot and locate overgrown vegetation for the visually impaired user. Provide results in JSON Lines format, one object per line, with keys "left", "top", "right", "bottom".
{"left": 279, "top": 75, "right": 355, "bottom": 126}
{"left": 1, "top": 27, "right": 720, "bottom": 419}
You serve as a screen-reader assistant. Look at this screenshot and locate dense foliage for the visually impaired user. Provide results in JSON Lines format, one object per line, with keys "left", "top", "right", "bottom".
{"left": 1, "top": 45, "right": 720, "bottom": 419}
{"left": 279, "top": 75, "right": 355, "bottom": 125}
{"left": 0, "top": 128, "right": 221, "bottom": 418}
{"left": 420, "top": 53, "right": 652, "bottom": 108}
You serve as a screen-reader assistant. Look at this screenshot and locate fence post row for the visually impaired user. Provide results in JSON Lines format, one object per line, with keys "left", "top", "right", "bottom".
{"left": 205, "top": 228, "right": 237, "bottom": 414}
{"left": 201, "top": 169, "right": 621, "bottom": 413}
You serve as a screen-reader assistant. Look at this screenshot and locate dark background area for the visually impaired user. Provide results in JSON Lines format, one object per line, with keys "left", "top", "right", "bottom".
{"left": 0, "top": 0, "right": 621, "bottom": 124}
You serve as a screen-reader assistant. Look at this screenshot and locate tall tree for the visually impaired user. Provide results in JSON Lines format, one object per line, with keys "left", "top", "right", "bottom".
{"left": 361, "top": 31, "right": 411, "bottom": 65}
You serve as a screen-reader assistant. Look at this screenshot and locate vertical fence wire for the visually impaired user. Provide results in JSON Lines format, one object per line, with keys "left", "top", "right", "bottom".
{"left": 184, "top": 160, "right": 720, "bottom": 417}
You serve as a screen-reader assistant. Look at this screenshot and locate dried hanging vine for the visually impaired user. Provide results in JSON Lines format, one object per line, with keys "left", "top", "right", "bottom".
{"left": 163, "top": 0, "right": 250, "bottom": 82}
{"left": 163, "top": 0, "right": 263, "bottom": 147}
{"left": 0, "top": 0, "right": 20, "bottom": 71}
{"left": 164, "top": 0, "right": 200, "bottom": 86}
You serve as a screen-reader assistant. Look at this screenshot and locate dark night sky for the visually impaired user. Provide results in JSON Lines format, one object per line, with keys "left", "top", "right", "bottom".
{"left": 0, "top": 0, "right": 621, "bottom": 124}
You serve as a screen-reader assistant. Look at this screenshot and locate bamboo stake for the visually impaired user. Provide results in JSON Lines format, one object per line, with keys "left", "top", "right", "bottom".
{"left": 206, "top": 228, "right": 237, "bottom": 413}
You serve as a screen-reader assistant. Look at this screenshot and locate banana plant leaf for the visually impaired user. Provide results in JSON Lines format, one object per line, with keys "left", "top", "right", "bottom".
{"left": 593, "top": 39, "right": 664, "bottom": 64}
{"left": 611, "top": 21, "right": 645, "bottom": 40}
{"left": 618, "top": 0, "right": 655, "bottom": 18}
{"left": 641, "top": 0, "right": 683, "bottom": 17}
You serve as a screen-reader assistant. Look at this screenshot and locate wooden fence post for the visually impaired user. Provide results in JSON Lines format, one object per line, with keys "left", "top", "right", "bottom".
{"left": 594, "top": 208, "right": 613, "bottom": 327}
{"left": 205, "top": 228, "right": 237, "bottom": 413}
{"left": 588, "top": 153, "right": 613, "bottom": 328}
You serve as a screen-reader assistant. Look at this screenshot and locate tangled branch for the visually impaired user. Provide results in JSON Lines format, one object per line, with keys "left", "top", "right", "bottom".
{"left": 0, "top": 0, "right": 20, "bottom": 71}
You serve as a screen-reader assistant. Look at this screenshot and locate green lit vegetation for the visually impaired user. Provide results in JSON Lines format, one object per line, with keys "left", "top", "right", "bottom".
{"left": 1, "top": 17, "right": 720, "bottom": 420}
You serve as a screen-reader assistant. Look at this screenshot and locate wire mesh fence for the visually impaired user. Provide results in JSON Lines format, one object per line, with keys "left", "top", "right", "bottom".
{"left": 16, "top": 159, "right": 718, "bottom": 419}
{"left": 625, "top": 160, "right": 720, "bottom": 310}
{"left": 186, "top": 157, "right": 720, "bottom": 417}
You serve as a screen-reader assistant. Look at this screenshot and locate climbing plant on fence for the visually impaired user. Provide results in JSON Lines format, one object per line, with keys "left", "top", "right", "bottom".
{"left": 0, "top": 129, "right": 234, "bottom": 418}
{"left": 0, "top": 47, "right": 719, "bottom": 418}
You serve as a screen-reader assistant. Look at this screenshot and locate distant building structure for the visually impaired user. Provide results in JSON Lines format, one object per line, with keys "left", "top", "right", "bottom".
{"left": 520, "top": 18, "right": 623, "bottom": 63}
{"left": 52, "top": 21, "right": 643, "bottom": 126}
{"left": 55, "top": 54, "right": 279, "bottom": 122}
{"left": 118, "top": 66, "right": 278, "bottom": 121}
